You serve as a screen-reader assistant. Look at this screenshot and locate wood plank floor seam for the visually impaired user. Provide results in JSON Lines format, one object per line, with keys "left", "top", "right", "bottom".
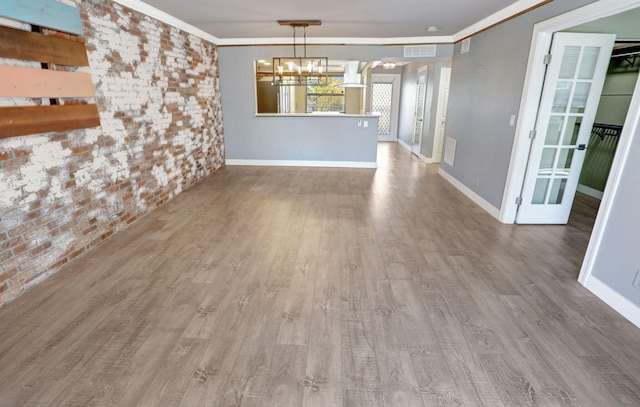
{"left": 0, "top": 143, "right": 638, "bottom": 407}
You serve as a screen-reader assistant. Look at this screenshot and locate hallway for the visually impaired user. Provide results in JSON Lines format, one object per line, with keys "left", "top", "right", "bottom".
{"left": 0, "top": 142, "right": 638, "bottom": 406}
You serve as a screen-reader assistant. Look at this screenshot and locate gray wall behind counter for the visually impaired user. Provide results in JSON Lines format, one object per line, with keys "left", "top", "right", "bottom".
{"left": 218, "top": 44, "right": 453, "bottom": 162}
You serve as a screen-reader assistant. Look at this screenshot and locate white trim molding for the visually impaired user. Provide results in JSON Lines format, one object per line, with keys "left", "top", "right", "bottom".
{"left": 217, "top": 36, "right": 453, "bottom": 46}
{"left": 112, "top": 0, "right": 219, "bottom": 44}
{"left": 577, "top": 184, "right": 603, "bottom": 200}
{"left": 225, "top": 159, "right": 377, "bottom": 169}
{"left": 397, "top": 138, "right": 412, "bottom": 152}
{"left": 452, "top": 0, "right": 551, "bottom": 42}
{"left": 583, "top": 276, "right": 640, "bottom": 329}
{"left": 438, "top": 168, "right": 501, "bottom": 220}
{"left": 417, "top": 153, "right": 433, "bottom": 164}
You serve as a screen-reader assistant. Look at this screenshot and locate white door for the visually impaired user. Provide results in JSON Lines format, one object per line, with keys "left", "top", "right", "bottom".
{"left": 517, "top": 32, "right": 615, "bottom": 224}
{"left": 372, "top": 74, "right": 401, "bottom": 141}
{"left": 412, "top": 67, "right": 428, "bottom": 155}
{"left": 433, "top": 67, "right": 451, "bottom": 162}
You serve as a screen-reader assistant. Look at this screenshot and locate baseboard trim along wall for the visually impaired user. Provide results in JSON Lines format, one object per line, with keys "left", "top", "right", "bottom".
{"left": 226, "top": 159, "right": 377, "bottom": 169}
{"left": 577, "top": 184, "right": 604, "bottom": 200}
{"left": 584, "top": 276, "right": 640, "bottom": 329}
{"left": 417, "top": 153, "right": 436, "bottom": 164}
{"left": 397, "top": 139, "right": 412, "bottom": 152}
{"left": 438, "top": 168, "right": 502, "bottom": 220}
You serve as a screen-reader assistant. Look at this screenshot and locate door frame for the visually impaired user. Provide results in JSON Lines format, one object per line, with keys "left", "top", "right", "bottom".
{"left": 371, "top": 74, "right": 401, "bottom": 141}
{"left": 499, "top": 0, "right": 640, "bottom": 296}
{"left": 431, "top": 66, "right": 451, "bottom": 163}
{"left": 412, "top": 66, "right": 430, "bottom": 155}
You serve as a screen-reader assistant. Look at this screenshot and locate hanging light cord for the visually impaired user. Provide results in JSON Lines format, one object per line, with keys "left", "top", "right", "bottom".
{"left": 290, "top": 24, "right": 309, "bottom": 58}
{"left": 292, "top": 26, "right": 297, "bottom": 58}
{"left": 304, "top": 26, "right": 307, "bottom": 58}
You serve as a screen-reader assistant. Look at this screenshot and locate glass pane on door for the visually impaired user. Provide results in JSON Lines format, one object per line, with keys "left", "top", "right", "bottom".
{"left": 414, "top": 81, "right": 426, "bottom": 143}
{"left": 548, "top": 178, "right": 568, "bottom": 204}
{"left": 578, "top": 46, "right": 601, "bottom": 79}
{"left": 562, "top": 116, "right": 581, "bottom": 145}
{"left": 372, "top": 83, "right": 393, "bottom": 137}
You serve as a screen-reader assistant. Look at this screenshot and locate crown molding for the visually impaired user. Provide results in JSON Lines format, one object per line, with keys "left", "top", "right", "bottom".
{"left": 112, "top": 0, "right": 552, "bottom": 47}
{"left": 111, "top": 0, "right": 219, "bottom": 44}
{"left": 452, "top": 0, "right": 551, "bottom": 42}
{"left": 216, "top": 36, "right": 453, "bottom": 46}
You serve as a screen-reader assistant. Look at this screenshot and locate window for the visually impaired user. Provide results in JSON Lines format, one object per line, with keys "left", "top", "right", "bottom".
{"left": 306, "top": 76, "right": 345, "bottom": 113}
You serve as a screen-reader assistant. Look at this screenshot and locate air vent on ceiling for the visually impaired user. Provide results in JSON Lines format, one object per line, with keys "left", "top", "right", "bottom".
{"left": 404, "top": 45, "right": 436, "bottom": 58}
{"left": 461, "top": 38, "right": 471, "bottom": 54}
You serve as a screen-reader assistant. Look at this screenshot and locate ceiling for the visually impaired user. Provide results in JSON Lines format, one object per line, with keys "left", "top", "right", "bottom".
{"left": 137, "top": 0, "right": 524, "bottom": 41}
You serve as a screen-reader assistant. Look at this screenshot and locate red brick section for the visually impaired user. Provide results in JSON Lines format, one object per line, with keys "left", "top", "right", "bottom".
{"left": 0, "top": 0, "right": 225, "bottom": 306}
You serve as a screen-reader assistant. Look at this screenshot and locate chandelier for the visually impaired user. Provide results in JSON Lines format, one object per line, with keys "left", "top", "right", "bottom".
{"left": 272, "top": 20, "right": 329, "bottom": 86}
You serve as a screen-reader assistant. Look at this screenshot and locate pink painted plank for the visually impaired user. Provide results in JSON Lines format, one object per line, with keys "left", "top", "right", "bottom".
{"left": 0, "top": 65, "right": 95, "bottom": 98}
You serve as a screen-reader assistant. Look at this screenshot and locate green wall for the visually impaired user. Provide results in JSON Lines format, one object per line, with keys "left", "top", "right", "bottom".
{"left": 579, "top": 56, "right": 639, "bottom": 193}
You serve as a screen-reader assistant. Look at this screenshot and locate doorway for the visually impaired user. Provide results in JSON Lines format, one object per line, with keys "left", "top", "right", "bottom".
{"left": 432, "top": 67, "right": 451, "bottom": 163}
{"left": 500, "top": 0, "right": 640, "bottom": 327}
{"left": 412, "top": 66, "right": 429, "bottom": 155}
{"left": 371, "top": 74, "right": 400, "bottom": 141}
{"left": 578, "top": 44, "right": 640, "bottom": 200}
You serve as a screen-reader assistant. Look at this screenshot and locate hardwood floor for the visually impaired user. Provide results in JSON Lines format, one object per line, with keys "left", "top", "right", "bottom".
{"left": 0, "top": 142, "right": 638, "bottom": 406}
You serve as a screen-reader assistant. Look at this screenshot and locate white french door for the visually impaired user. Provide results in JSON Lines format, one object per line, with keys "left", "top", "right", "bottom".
{"left": 412, "top": 67, "right": 428, "bottom": 155}
{"left": 516, "top": 32, "right": 615, "bottom": 224}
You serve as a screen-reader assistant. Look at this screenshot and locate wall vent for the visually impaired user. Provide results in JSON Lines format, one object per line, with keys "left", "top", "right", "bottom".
{"left": 404, "top": 45, "right": 436, "bottom": 58}
{"left": 461, "top": 38, "right": 471, "bottom": 54}
{"left": 444, "top": 137, "right": 456, "bottom": 166}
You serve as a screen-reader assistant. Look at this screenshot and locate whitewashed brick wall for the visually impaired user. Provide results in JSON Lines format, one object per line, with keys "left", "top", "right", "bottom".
{"left": 0, "top": 0, "right": 225, "bottom": 305}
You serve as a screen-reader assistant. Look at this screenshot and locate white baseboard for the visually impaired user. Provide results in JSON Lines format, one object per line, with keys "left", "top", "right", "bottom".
{"left": 397, "top": 139, "right": 412, "bottom": 152}
{"left": 417, "top": 153, "right": 437, "bottom": 164}
{"left": 577, "top": 184, "right": 604, "bottom": 200}
{"left": 226, "top": 159, "right": 377, "bottom": 169}
{"left": 583, "top": 276, "right": 640, "bottom": 329}
{"left": 438, "top": 168, "right": 501, "bottom": 220}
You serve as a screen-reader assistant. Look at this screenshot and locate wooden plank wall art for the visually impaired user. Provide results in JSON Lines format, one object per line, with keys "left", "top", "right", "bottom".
{"left": 0, "top": 0, "right": 100, "bottom": 139}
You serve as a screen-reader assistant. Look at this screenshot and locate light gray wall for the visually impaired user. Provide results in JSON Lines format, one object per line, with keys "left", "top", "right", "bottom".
{"left": 218, "top": 44, "right": 453, "bottom": 161}
{"left": 591, "top": 118, "right": 640, "bottom": 308}
{"left": 227, "top": 115, "right": 379, "bottom": 162}
{"left": 441, "top": 0, "right": 598, "bottom": 209}
{"left": 595, "top": 61, "right": 639, "bottom": 126}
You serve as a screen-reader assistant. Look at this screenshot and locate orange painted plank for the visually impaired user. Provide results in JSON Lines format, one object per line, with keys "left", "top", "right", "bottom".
{"left": 0, "top": 26, "right": 89, "bottom": 66}
{"left": 0, "top": 104, "right": 100, "bottom": 138}
{"left": 0, "top": 65, "right": 95, "bottom": 98}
